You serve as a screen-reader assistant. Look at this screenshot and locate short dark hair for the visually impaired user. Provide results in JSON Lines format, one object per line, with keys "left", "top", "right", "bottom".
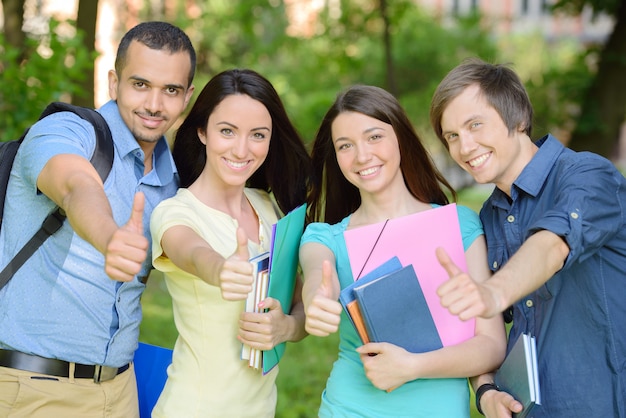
{"left": 173, "top": 68, "right": 312, "bottom": 214}
{"left": 430, "top": 57, "right": 533, "bottom": 149}
{"left": 115, "top": 21, "right": 196, "bottom": 87}
{"left": 308, "top": 85, "right": 455, "bottom": 225}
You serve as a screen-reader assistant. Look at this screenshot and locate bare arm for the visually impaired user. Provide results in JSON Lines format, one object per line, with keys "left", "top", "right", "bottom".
{"left": 438, "top": 230, "right": 569, "bottom": 320}
{"left": 37, "top": 154, "right": 147, "bottom": 282}
{"left": 160, "top": 224, "right": 254, "bottom": 300}
{"left": 161, "top": 222, "right": 306, "bottom": 347}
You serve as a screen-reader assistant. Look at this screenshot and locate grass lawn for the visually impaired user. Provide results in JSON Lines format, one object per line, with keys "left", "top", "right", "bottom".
{"left": 139, "top": 186, "right": 491, "bottom": 417}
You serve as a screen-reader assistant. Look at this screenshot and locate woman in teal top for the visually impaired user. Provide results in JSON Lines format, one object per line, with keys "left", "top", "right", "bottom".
{"left": 300, "top": 85, "right": 507, "bottom": 417}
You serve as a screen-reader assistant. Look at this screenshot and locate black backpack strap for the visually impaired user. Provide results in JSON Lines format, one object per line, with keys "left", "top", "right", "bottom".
{"left": 0, "top": 103, "right": 114, "bottom": 289}
{"left": 0, "top": 141, "right": 22, "bottom": 222}
{"left": 39, "top": 102, "right": 114, "bottom": 181}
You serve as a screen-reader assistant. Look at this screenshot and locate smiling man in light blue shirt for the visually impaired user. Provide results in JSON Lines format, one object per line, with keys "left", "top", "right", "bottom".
{"left": 0, "top": 21, "right": 195, "bottom": 418}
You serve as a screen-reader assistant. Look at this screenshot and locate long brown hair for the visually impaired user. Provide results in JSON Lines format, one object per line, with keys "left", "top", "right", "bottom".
{"left": 308, "top": 85, "right": 455, "bottom": 224}
{"left": 173, "top": 69, "right": 312, "bottom": 214}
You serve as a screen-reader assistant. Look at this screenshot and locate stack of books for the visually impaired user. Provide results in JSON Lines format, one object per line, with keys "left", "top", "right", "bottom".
{"left": 341, "top": 204, "right": 475, "bottom": 350}
{"left": 340, "top": 258, "right": 444, "bottom": 353}
{"left": 240, "top": 204, "right": 307, "bottom": 374}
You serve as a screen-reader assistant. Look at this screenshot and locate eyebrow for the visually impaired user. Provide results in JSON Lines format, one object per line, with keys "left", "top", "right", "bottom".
{"left": 216, "top": 121, "right": 270, "bottom": 131}
{"left": 442, "top": 115, "right": 481, "bottom": 136}
{"left": 129, "top": 76, "right": 185, "bottom": 91}
{"left": 334, "top": 126, "right": 384, "bottom": 143}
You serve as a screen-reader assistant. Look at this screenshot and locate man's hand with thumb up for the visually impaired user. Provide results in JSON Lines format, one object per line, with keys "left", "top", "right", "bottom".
{"left": 104, "top": 192, "right": 149, "bottom": 282}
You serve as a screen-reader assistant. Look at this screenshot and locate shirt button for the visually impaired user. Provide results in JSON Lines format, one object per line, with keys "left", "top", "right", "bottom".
{"left": 571, "top": 212, "right": 579, "bottom": 219}
{"left": 507, "top": 215, "right": 515, "bottom": 223}
{"left": 525, "top": 299, "right": 534, "bottom": 308}
{"left": 492, "top": 261, "right": 498, "bottom": 269}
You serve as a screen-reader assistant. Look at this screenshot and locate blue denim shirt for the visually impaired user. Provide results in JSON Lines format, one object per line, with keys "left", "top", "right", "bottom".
{"left": 0, "top": 100, "right": 179, "bottom": 367}
{"left": 481, "top": 135, "right": 626, "bottom": 417}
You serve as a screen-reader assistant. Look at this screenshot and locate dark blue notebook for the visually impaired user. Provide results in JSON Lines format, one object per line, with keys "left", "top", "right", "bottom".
{"left": 495, "top": 333, "right": 541, "bottom": 418}
{"left": 339, "top": 256, "right": 403, "bottom": 337}
{"left": 352, "top": 264, "right": 443, "bottom": 353}
{"left": 340, "top": 257, "right": 403, "bottom": 312}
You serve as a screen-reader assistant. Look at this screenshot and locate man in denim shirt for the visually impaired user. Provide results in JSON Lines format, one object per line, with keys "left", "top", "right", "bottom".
{"left": 429, "top": 58, "right": 626, "bottom": 417}
{"left": 0, "top": 22, "right": 195, "bottom": 417}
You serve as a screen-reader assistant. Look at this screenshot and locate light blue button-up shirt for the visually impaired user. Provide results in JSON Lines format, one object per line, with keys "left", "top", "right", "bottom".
{"left": 481, "top": 135, "right": 626, "bottom": 417}
{"left": 0, "top": 100, "right": 178, "bottom": 367}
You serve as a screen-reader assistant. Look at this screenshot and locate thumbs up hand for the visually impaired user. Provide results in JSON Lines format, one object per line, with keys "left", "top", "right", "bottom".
{"left": 436, "top": 247, "right": 498, "bottom": 320}
{"left": 218, "top": 227, "right": 255, "bottom": 301}
{"left": 304, "top": 260, "right": 342, "bottom": 337}
{"left": 104, "top": 192, "right": 149, "bottom": 282}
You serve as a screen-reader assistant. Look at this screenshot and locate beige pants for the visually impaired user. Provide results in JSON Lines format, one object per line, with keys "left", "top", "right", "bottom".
{"left": 0, "top": 363, "right": 139, "bottom": 418}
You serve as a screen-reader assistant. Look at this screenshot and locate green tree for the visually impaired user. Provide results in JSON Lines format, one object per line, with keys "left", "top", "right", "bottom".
{"left": 0, "top": 19, "right": 94, "bottom": 141}
{"left": 553, "top": 0, "right": 626, "bottom": 157}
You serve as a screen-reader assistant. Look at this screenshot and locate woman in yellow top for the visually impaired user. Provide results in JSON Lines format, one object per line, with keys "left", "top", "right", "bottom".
{"left": 149, "top": 69, "right": 311, "bottom": 417}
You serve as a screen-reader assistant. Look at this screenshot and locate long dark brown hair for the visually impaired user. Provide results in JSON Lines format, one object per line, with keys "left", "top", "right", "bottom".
{"left": 173, "top": 69, "right": 311, "bottom": 214}
{"left": 308, "top": 85, "right": 455, "bottom": 224}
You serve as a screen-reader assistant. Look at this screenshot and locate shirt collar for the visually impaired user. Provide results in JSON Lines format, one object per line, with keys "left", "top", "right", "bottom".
{"left": 98, "top": 100, "right": 178, "bottom": 186}
{"left": 489, "top": 134, "right": 565, "bottom": 209}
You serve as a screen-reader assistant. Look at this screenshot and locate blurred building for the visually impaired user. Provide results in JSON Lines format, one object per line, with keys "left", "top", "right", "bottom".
{"left": 418, "top": 0, "right": 613, "bottom": 44}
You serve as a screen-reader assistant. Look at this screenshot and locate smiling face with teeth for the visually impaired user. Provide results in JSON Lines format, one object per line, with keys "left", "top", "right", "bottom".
{"left": 331, "top": 111, "right": 405, "bottom": 198}
{"left": 440, "top": 84, "right": 536, "bottom": 195}
{"left": 197, "top": 94, "right": 271, "bottom": 189}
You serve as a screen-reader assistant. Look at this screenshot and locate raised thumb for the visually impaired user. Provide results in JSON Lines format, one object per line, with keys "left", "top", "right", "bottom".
{"left": 318, "top": 259, "right": 336, "bottom": 299}
{"left": 436, "top": 246, "right": 462, "bottom": 278}
{"left": 235, "top": 227, "right": 250, "bottom": 260}
{"left": 127, "top": 192, "right": 145, "bottom": 234}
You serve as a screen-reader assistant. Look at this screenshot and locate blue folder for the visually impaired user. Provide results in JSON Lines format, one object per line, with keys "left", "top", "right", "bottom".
{"left": 133, "top": 342, "right": 173, "bottom": 418}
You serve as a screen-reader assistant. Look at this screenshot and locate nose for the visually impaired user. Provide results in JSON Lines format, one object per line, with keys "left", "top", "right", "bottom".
{"left": 355, "top": 142, "right": 371, "bottom": 163}
{"left": 458, "top": 132, "right": 478, "bottom": 156}
{"left": 232, "top": 136, "right": 248, "bottom": 158}
{"left": 144, "top": 90, "right": 163, "bottom": 115}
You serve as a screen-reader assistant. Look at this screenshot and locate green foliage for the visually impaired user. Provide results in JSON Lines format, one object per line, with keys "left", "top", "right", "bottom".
{"left": 494, "top": 30, "right": 594, "bottom": 138}
{"left": 0, "top": 19, "right": 95, "bottom": 142}
{"left": 553, "top": 0, "right": 622, "bottom": 16}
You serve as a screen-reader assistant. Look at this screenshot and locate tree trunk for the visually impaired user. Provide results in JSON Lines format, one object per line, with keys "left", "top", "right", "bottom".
{"left": 2, "top": 0, "right": 26, "bottom": 61}
{"left": 74, "top": 0, "right": 99, "bottom": 108}
{"left": 379, "top": 0, "right": 396, "bottom": 96}
{"left": 568, "top": 0, "right": 626, "bottom": 159}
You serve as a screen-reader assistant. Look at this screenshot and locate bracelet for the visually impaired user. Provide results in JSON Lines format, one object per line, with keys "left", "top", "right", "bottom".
{"left": 475, "top": 383, "right": 499, "bottom": 415}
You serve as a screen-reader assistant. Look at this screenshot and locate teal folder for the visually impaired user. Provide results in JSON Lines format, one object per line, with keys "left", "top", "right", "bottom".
{"left": 263, "top": 203, "right": 307, "bottom": 374}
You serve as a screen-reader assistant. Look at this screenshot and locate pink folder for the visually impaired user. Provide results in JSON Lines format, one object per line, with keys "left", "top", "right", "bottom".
{"left": 343, "top": 203, "right": 475, "bottom": 347}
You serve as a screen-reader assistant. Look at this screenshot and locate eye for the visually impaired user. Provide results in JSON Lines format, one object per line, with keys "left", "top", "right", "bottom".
{"left": 252, "top": 132, "right": 267, "bottom": 141}
{"left": 220, "top": 128, "right": 234, "bottom": 136}
{"left": 337, "top": 142, "right": 352, "bottom": 151}
{"left": 445, "top": 132, "right": 458, "bottom": 142}
{"left": 165, "top": 87, "right": 180, "bottom": 96}
{"left": 133, "top": 81, "right": 147, "bottom": 89}
{"left": 470, "top": 121, "right": 482, "bottom": 129}
{"left": 369, "top": 134, "right": 383, "bottom": 142}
